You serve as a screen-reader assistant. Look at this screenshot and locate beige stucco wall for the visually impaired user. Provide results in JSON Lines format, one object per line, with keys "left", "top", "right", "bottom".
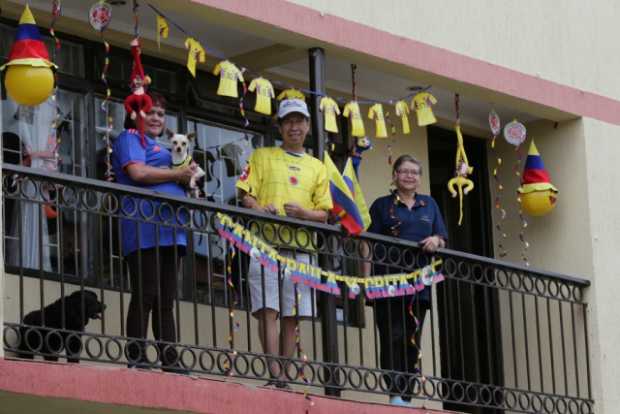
{"left": 485, "top": 116, "right": 620, "bottom": 412}
{"left": 287, "top": 0, "right": 620, "bottom": 102}
{"left": 487, "top": 119, "right": 592, "bottom": 277}
{"left": 359, "top": 124, "right": 430, "bottom": 203}
{"left": 580, "top": 119, "right": 620, "bottom": 413}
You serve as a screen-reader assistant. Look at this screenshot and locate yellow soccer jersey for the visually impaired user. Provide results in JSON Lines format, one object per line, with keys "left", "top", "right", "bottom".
{"left": 212, "top": 60, "right": 244, "bottom": 98}
{"left": 395, "top": 100, "right": 411, "bottom": 134}
{"left": 343, "top": 101, "right": 365, "bottom": 137}
{"left": 411, "top": 92, "right": 438, "bottom": 127}
{"left": 276, "top": 88, "right": 306, "bottom": 101}
{"left": 368, "top": 103, "right": 388, "bottom": 138}
{"left": 248, "top": 77, "right": 275, "bottom": 115}
{"left": 236, "top": 147, "right": 332, "bottom": 216}
{"left": 319, "top": 96, "right": 341, "bottom": 133}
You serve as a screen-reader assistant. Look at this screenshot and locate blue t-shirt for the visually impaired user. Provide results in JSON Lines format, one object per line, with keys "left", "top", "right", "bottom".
{"left": 367, "top": 192, "right": 448, "bottom": 301}
{"left": 112, "top": 129, "right": 187, "bottom": 256}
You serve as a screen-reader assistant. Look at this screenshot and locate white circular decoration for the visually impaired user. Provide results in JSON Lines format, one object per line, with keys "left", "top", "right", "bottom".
{"left": 89, "top": 2, "right": 112, "bottom": 32}
{"left": 503, "top": 120, "right": 527, "bottom": 146}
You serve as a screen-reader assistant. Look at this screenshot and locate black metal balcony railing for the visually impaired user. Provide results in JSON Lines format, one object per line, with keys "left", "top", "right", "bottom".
{"left": 2, "top": 164, "right": 593, "bottom": 414}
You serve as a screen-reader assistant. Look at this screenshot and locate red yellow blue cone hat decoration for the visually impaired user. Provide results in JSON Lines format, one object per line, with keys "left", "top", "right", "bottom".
{"left": 518, "top": 140, "right": 559, "bottom": 216}
{"left": 1, "top": 5, "right": 57, "bottom": 105}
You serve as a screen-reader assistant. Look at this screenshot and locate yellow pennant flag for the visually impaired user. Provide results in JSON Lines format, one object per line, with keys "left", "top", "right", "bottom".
{"left": 343, "top": 158, "right": 371, "bottom": 230}
{"left": 184, "top": 37, "right": 205, "bottom": 78}
{"left": 156, "top": 15, "right": 169, "bottom": 49}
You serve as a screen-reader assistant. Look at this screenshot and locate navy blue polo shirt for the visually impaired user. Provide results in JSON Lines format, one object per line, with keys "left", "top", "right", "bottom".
{"left": 367, "top": 192, "right": 448, "bottom": 302}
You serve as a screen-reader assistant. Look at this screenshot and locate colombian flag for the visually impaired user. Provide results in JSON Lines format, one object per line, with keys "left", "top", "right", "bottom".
{"left": 324, "top": 152, "right": 365, "bottom": 235}
{"left": 2, "top": 5, "right": 55, "bottom": 69}
{"left": 343, "top": 158, "right": 371, "bottom": 231}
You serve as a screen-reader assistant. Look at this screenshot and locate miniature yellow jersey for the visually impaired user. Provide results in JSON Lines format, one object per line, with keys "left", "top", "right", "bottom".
{"left": 319, "top": 96, "right": 341, "bottom": 133}
{"left": 248, "top": 77, "right": 275, "bottom": 115}
{"left": 394, "top": 100, "right": 411, "bottom": 134}
{"left": 277, "top": 88, "right": 306, "bottom": 101}
{"left": 411, "top": 92, "right": 438, "bottom": 127}
{"left": 343, "top": 101, "right": 365, "bottom": 137}
{"left": 368, "top": 103, "right": 388, "bottom": 138}
{"left": 212, "top": 60, "right": 244, "bottom": 98}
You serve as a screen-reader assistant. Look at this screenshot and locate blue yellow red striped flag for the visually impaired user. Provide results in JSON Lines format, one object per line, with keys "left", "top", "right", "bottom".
{"left": 343, "top": 158, "right": 371, "bottom": 231}
{"left": 323, "top": 152, "right": 364, "bottom": 235}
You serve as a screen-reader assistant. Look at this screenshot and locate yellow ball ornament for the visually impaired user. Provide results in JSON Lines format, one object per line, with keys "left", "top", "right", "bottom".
{"left": 520, "top": 190, "right": 558, "bottom": 217}
{"left": 5, "top": 65, "right": 54, "bottom": 106}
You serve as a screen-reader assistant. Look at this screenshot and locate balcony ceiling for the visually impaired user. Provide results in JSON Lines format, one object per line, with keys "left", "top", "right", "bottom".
{"left": 13, "top": 0, "right": 539, "bottom": 131}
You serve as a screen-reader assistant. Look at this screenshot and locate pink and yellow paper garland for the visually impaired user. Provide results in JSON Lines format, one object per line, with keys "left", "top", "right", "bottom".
{"left": 216, "top": 213, "right": 445, "bottom": 300}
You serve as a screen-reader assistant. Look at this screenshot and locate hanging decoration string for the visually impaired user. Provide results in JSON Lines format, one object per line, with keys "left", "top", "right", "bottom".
{"left": 48, "top": 0, "right": 62, "bottom": 171}
{"left": 516, "top": 146, "right": 530, "bottom": 267}
{"left": 238, "top": 68, "right": 249, "bottom": 127}
{"left": 408, "top": 301, "right": 424, "bottom": 380}
{"left": 225, "top": 243, "right": 239, "bottom": 376}
{"left": 512, "top": 136, "right": 529, "bottom": 267}
{"left": 89, "top": 0, "right": 114, "bottom": 181}
{"left": 144, "top": 1, "right": 430, "bottom": 112}
{"left": 489, "top": 110, "right": 508, "bottom": 257}
{"left": 132, "top": 0, "right": 140, "bottom": 38}
{"left": 503, "top": 119, "right": 529, "bottom": 266}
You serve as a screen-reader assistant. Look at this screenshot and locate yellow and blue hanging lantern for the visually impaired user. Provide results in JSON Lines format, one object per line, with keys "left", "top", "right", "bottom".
{"left": 518, "top": 141, "right": 559, "bottom": 216}
{"left": 1, "top": 5, "right": 57, "bottom": 106}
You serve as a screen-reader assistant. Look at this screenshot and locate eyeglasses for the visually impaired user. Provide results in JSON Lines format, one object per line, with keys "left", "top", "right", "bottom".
{"left": 396, "top": 169, "right": 420, "bottom": 177}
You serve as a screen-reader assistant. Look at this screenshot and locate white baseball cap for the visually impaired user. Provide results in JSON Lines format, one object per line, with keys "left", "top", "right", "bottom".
{"left": 277, "top": 98, "right": 310, "bottom": 119}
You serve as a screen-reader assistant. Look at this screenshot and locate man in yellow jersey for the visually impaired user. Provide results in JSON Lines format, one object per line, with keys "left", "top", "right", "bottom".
{"left": 236, "top": 98, "right": 332, "bottom": 388}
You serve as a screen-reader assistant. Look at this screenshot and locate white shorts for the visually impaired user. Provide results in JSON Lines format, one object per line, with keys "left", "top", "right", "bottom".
{"left": 248, "top": 251, "right": 316, "bottom": 318}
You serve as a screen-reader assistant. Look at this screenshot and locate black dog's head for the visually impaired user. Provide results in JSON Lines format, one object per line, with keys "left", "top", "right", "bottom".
{"left": 65, "top": 290, "right": 106, "bottom": 327}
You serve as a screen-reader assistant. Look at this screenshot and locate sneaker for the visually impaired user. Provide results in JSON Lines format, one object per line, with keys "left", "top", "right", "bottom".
{"left": 162, "top": 365, "right": 190, "bottom": 375}
{"left": 263, "top": 380, "right": 291, "bottom": 390}
{"left": 389, "top": 396, "right": 409, "bottom": 406}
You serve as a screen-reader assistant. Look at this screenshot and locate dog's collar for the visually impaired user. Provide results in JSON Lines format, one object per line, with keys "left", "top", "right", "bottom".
{"left": 172, "top": 155, "right": 193, "bottom": 168}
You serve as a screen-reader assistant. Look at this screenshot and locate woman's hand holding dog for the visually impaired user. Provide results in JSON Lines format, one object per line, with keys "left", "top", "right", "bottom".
{"left": 174, "top": 164, "right": 197, "bottom": 185}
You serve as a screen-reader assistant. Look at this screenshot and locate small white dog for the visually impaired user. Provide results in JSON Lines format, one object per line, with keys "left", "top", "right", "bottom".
{"left": 166, "top": 129, "right": 206, "bottom": 198}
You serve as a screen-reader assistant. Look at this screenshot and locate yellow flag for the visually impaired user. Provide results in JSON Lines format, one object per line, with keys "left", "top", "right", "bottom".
{"left": 343, "top": 158, "right": 371, "bottom": 230}
{"left": 156, "top": 15, "right": 169, "bottom": 49}
{"left": 184, "top": 37, "right": 205, "bottom": 78}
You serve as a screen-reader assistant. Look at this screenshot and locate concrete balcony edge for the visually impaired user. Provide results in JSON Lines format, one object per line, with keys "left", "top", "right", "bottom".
{"left": 0, "top": 358, "right": 457, "bottom": 414}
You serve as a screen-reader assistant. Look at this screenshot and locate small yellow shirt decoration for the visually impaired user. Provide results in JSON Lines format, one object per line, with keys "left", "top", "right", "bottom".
{"left": 319, "top": 96, "right": 340, "bottom": 133}
{"left": 184, "top": 37, "right": 205, "bottom": 78}
{"left": 394, "top": 100, "right": 411, "bottom": 134}
{"left": 368, "top": 103, "right": 388, "bottom": 138}
{"left": 411, "top": 92, "right": 438, "bottom": 127}
{"left": 212, "top": 60, "right": 244, "bottom": 98}
{"left": 343, "top": 101, "right": 365, "bottom": 137}
{"left": 248, "top": 77, "right": 275, "bottom": 115}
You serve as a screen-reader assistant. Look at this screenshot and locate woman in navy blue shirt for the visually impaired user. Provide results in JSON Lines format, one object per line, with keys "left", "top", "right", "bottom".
{"left": 112, "top": 92, "right": 195, "bottom": 370}
{"left": 364, "top": 154, "right": 447, "bottom": 406}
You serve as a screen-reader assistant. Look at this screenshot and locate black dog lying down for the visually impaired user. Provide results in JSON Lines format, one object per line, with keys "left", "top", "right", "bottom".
{"left": 18, "top": 290, "right": 106, "bottom": 363}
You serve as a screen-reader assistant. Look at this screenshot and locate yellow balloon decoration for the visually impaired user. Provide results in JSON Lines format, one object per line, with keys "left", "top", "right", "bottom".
{"left": 520, "top": 190, "right": 558, "bottom": 216}
{"left": 518, "top": 140, "right": 559, "bottom": 217}
{"left": 0, "top": 5, "right": 57, "bottom": 106}
{"left": 5, "top": 65, "right": 54, "bottom": 106}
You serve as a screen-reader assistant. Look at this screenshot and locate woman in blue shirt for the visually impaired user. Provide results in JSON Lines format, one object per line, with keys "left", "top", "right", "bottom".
{"left": 364, "top": 154, "right": 447, "bottom": 406}
{"left": 112, "top": 92, "right": 195, "bottom": 370}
